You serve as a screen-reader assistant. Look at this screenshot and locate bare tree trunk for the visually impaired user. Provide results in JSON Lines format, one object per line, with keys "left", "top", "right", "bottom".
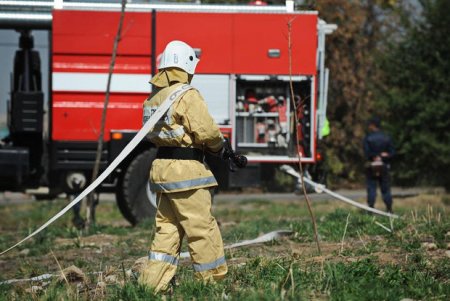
{"left": 287, "top": 18, "right": 321, "bottom": 254}
{"left": 85, "top": 0, "right": 127, "bottom": 230}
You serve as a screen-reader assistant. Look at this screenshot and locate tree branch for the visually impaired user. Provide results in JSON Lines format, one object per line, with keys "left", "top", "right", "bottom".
{"left": 86, "top": 0, "right": 127, "bottom": 229}
{"left": 287, "top": 18, "right": 321, "bottom": 254}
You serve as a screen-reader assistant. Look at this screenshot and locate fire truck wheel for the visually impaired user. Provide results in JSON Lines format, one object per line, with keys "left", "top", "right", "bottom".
{"left": 116, "top": 149, "right": 156, "bottom": 225}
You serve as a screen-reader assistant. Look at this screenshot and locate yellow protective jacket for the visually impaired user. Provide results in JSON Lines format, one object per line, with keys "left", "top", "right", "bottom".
{"left": 143, "top": 68, "right": 223, "bottom": 193}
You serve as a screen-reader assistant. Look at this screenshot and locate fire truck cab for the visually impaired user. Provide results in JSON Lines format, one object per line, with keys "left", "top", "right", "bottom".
{"left": 0, "top": 1, "right": 336, "bottom": 224}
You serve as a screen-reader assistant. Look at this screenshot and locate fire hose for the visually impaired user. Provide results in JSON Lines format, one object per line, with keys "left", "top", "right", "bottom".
{"left": 280, "top": 165, "right": 398, "bottom": 219}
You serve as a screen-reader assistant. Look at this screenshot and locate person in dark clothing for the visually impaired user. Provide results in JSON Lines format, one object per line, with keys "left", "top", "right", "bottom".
{"left": 363, "top": 117, "right": 395, "bottom": 212}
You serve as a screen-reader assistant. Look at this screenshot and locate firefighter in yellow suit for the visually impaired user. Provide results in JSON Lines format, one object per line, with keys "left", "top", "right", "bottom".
{"left": 138, "top": 40, "right": 227, "bottom": 292}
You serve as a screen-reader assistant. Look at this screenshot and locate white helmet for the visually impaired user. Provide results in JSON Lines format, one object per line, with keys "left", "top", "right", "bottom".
{"left": 158, "top": 40, "right": 199, "bottom": 75}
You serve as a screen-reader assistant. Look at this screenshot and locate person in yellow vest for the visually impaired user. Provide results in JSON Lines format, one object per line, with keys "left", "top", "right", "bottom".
{"left": 138, "top": 40, "right": 227, "bottom": 292}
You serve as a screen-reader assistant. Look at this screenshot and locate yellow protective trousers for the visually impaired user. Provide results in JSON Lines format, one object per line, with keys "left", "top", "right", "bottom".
{"left": 138, "top": 188, "right": 227, "bottom": 292}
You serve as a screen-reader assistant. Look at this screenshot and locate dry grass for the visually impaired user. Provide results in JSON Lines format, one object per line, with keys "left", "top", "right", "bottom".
{"left": 0, "top": 191, "right": 449, "bottom": 300}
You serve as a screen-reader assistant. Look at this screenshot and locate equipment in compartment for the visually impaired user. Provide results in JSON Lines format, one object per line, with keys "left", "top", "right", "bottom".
{"left": 235, "top": 77, "right": 312, "bottom": 158}
{"left": 235, "top": 81, "right": 288, "bottom": 149}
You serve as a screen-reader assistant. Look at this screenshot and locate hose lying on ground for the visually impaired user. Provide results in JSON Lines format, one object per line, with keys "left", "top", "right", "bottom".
{"left": 280, "top": 165, "right": 398, "bottom": 219}
{"left": 0, "top": 230, "right": 293, "bottom": 284}
{"left": 180, "top": 230, "right": 293, "bottom": 258}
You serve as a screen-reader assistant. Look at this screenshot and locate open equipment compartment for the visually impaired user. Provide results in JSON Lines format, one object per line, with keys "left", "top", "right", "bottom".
{"left": 234, "top": 75, "right": 314, "bottom": 162}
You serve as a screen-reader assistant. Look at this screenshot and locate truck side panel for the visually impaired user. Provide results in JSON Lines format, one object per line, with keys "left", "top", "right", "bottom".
{"left": 52, "top": 10, "right": 151, "bottom": 142}
{"left": 232, "top": 13, "right": 317, "bottom": 75}
{"left": 52, "top": 92, "right": 145, "bottom": 141}
{"left": 156, "top": 12, "right": 234, "bottom": 74}
{"left": 52, "top": 10, "right": 151, "bottom": 56}
{"left": 156, "top": 12, "right": 317, "bottom": 75}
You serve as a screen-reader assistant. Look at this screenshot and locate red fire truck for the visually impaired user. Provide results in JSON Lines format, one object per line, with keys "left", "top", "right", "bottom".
{"left": 0, "top": 1, "right": 336, "bottom": 224}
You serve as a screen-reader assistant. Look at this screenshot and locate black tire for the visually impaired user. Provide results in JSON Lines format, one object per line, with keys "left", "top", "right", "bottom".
{"left": 116, "top": 149, "right": 157, "bottom": 225}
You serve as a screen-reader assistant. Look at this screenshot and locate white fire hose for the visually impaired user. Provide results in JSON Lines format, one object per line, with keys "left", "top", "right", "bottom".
{"left": 280, "top": 165, "right": 398, "bottom": 219}
{"left": 0, "top": 83, "right": 396, "bottom": 256}
{"left": 0, "top": 84, "right": 194, "bottom": 256}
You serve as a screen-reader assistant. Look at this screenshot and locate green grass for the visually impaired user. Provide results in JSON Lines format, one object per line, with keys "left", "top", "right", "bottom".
{"left": 0, "top": 194, "right": 449, "bottom": 300}
{"left": 103, "top": 256, "right": 449, "bottom": 301}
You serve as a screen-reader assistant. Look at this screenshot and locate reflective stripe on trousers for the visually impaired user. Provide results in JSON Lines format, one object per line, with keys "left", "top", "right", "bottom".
{"left": 149, "top": 251, "right": 179, "bottom": 266}
{"left": 193, "top": 256, "right": 226, "bottom": 272}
